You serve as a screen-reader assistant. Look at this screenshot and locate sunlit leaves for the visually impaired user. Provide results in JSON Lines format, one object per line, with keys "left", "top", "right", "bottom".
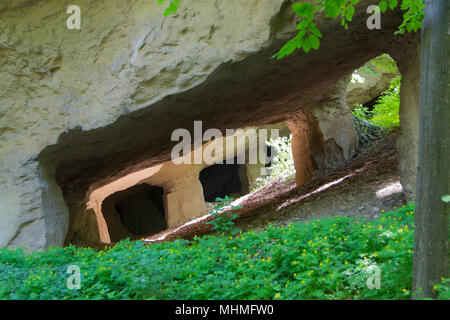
{"left": 325, "top": 2, "right": 340, "bottom": 18}
{"left": 379, "top": 0, "right": 388, "bottom": 13}
{"left": 309, "top": 34, "right": 320, "bottom": 50}
{"left": 275, "top": 0, "right": 358, "bottom": 58}
{"left": 310, "top": 24, "right": 323, "bottom": 38}
{"left": 302, "top": 37, "right": 312, "bottom": 52}
{"left": 396, "top": 0, "right": 426, "bottom": 34}
{"left": 351, "top": 75, "right": 401, "bottom": 131}
{"left": 158, "top": 0, "right": 180, "bottom": 16}
{"left": 388, "top": 0, "right": 398, "bottom": 10}
{"left": 274, "top": 2, "right": 326, "bottom": 58}
{"left": 273, "top": 0, "right": 425, "bottom": 58}
{"left": 292, "top": 2, "right": 315, "bottom": 21}
{"left": 345, "top": 5, "right": 355, "bottom": 21}
{"left": 155, "top": 0, "right": 425, "bottom": 59}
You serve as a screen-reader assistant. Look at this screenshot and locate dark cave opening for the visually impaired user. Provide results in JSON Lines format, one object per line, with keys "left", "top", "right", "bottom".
{"left": 199, "top": 159, "right": 248, "bottom": 202}
{"left": 102, "top": 184, "right": 166, "bottom": 241}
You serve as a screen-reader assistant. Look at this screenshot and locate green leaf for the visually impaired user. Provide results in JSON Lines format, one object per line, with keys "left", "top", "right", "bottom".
{"left": 325, "top": 3, "right": 340, "bottom": 18}
{"left": 303, "top": 8, "right": 314, "bottom": 21}
{"left": 406, "top": 23, "right": 413, "bottom": 33}
{"left": 388, "top": 0, "right": 398, "bottom": 10}
{"left": 302, "top": 38, "right": 311, "bottom": 52}
{"left": 292, "top": 3, "right": 314, "bottom": 21}
{"left": 163, "top": 0, "right": 180, "bottom": 16}
{"left": 309, "top": 35, "right": 320, "bottom": 50}
{"left": 277, "top": 42, "right": 296, "bottom": 59}
{"left": 442, "top": 195, "right": 450, "bottom": 203}
{"left": 379, "top": 0, "right": 388, "bottom": 13}
{"left": 310, "top": 26, "right": 323, "bottom": 38}
{"left": 296, "top": 20, "right": 310, "bottom": 30}
{"left": 291, "top": 3, "right": 303, "bottom": 15}
{"left": 346, "top": 5, "right": 355, "bottom": 21}
{"left": 297, "top": 29, "right": 307, "bottom": 39}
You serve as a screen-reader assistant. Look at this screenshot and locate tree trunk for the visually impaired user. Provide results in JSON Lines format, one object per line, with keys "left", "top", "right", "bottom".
{"left": 412, "top": 0, "right": 450, "bottom": 298}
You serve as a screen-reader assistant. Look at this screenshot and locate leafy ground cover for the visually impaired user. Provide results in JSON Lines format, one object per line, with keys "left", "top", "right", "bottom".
{"left": 352, "top": 75, "right": 401, "bottom": 132}
{"left": 0, "top": 204, "right": 448, "bottom": 300}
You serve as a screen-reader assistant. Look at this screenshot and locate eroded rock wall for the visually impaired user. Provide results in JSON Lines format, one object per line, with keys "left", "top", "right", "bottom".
{"left": 287, "top": 75, "right": 358, "bottom": 188}
{"left": 389, "top": 35, "right": 421, "bottom": 202}
{"left": 0, "top": 0, "right": 416, "bottom": 249}
{"left": 0, "top": 0, "right": 289, "bottom": 249}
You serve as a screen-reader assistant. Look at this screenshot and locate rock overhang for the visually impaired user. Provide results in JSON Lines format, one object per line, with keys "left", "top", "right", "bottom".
{"left": 29, "top": 1, "right": 406, "bottom": 195}
{"left": 0, "top": 0, "right": 419, "bottom": 249}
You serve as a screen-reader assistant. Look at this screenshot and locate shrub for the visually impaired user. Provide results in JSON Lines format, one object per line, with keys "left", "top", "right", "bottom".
{"left": 205, "top": 196, "right": 242, "bottom": 236}
{"left": 351, "top": 75, "right": 401, "bottom": 132}
{"left": 252, "top": 135, "right": 295, "bottom": 192}
{"left": 370, "top": 76, "right": 401, "bottom": 129}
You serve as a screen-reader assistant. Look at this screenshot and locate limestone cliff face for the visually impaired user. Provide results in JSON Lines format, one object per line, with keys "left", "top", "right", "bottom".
{"left": 0, "top": 0, "right": 288, "bottom": 249}
{"left": 0, "top": 0, "right": 285, "bottom": 159}
{"left": 0, "top": 0, "right": 418, "bottom": 249}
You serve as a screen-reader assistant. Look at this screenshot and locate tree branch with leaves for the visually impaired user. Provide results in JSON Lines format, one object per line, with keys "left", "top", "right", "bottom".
{"left": 158, "top": 0, "right": 425, "bottom": 58}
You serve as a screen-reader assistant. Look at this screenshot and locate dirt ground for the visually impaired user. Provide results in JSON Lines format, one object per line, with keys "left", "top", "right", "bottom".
{"left": 143, "top": 133, "right": 406, "bottom": 243}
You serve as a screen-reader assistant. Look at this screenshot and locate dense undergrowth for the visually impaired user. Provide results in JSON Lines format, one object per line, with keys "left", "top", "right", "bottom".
{"left": 351, "top": 75, "right": 401, "bottom": 134}
{"left": 0, "top": 204, "right": 448, "bottom": 300}
{"left": 252, "top": 135, "right": 295, "bottom": 192}
{"left": 350, "top": 74, "right": 401, "bottom": 158}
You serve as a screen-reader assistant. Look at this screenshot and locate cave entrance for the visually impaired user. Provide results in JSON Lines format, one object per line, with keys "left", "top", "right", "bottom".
{"left": 101, "top": 183, "right": 166, "bottom": 242}
{"left": 199, "top": 158, "right": 249, "bottom": 202}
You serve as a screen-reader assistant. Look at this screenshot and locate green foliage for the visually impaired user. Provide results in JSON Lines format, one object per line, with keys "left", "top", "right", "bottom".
{"left": 205, "top": 196, "right": 242, "bottom": 236}
{"left": 252, "top": 135, "right": 295, "bottom": 192}
{"left": 275, "top": 0, "right": 425, "bottom": 58}
{"left": 158, "top": 0, "right": 180, "bottom": 16}
{"left": 2, "top": 204, "right": 447, "bottom": 300}
{"left": 350, "top": 55, "right": 400, "bottom": 149}
{"left": 369, "top": 75, "right": 401, "bottom": 129}
{"left": 441, "top": 195, "right": 450, "bottom": 203}
{"left": 351, "top": 75, "right": 401, "bottom": 132}
{"left": 391, "top": 0, "right": 426, "bottom": 35}
{"left": 156, "top": 0, "right": 425, "bottom": 58}
{"left": 434, "top": 278, "right": 450, "bottom": 300}
{"left": 274, "top": 3, "right": 324, "bottom": 58}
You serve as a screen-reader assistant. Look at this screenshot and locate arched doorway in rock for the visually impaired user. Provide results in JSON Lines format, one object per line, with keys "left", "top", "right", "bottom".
{"left": 199, "top": 158, "right": 249, "bottom": 202}
{"left": 101, "top": 183, "right": 166, "bottom": 242}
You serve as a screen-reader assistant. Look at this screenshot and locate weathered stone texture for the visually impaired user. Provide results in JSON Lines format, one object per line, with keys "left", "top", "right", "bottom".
{"left": 0, "top": 0, "right": 418, "bottom": 248}
{"left": 388, "top": 35, "right": 421, "bottom": 202}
